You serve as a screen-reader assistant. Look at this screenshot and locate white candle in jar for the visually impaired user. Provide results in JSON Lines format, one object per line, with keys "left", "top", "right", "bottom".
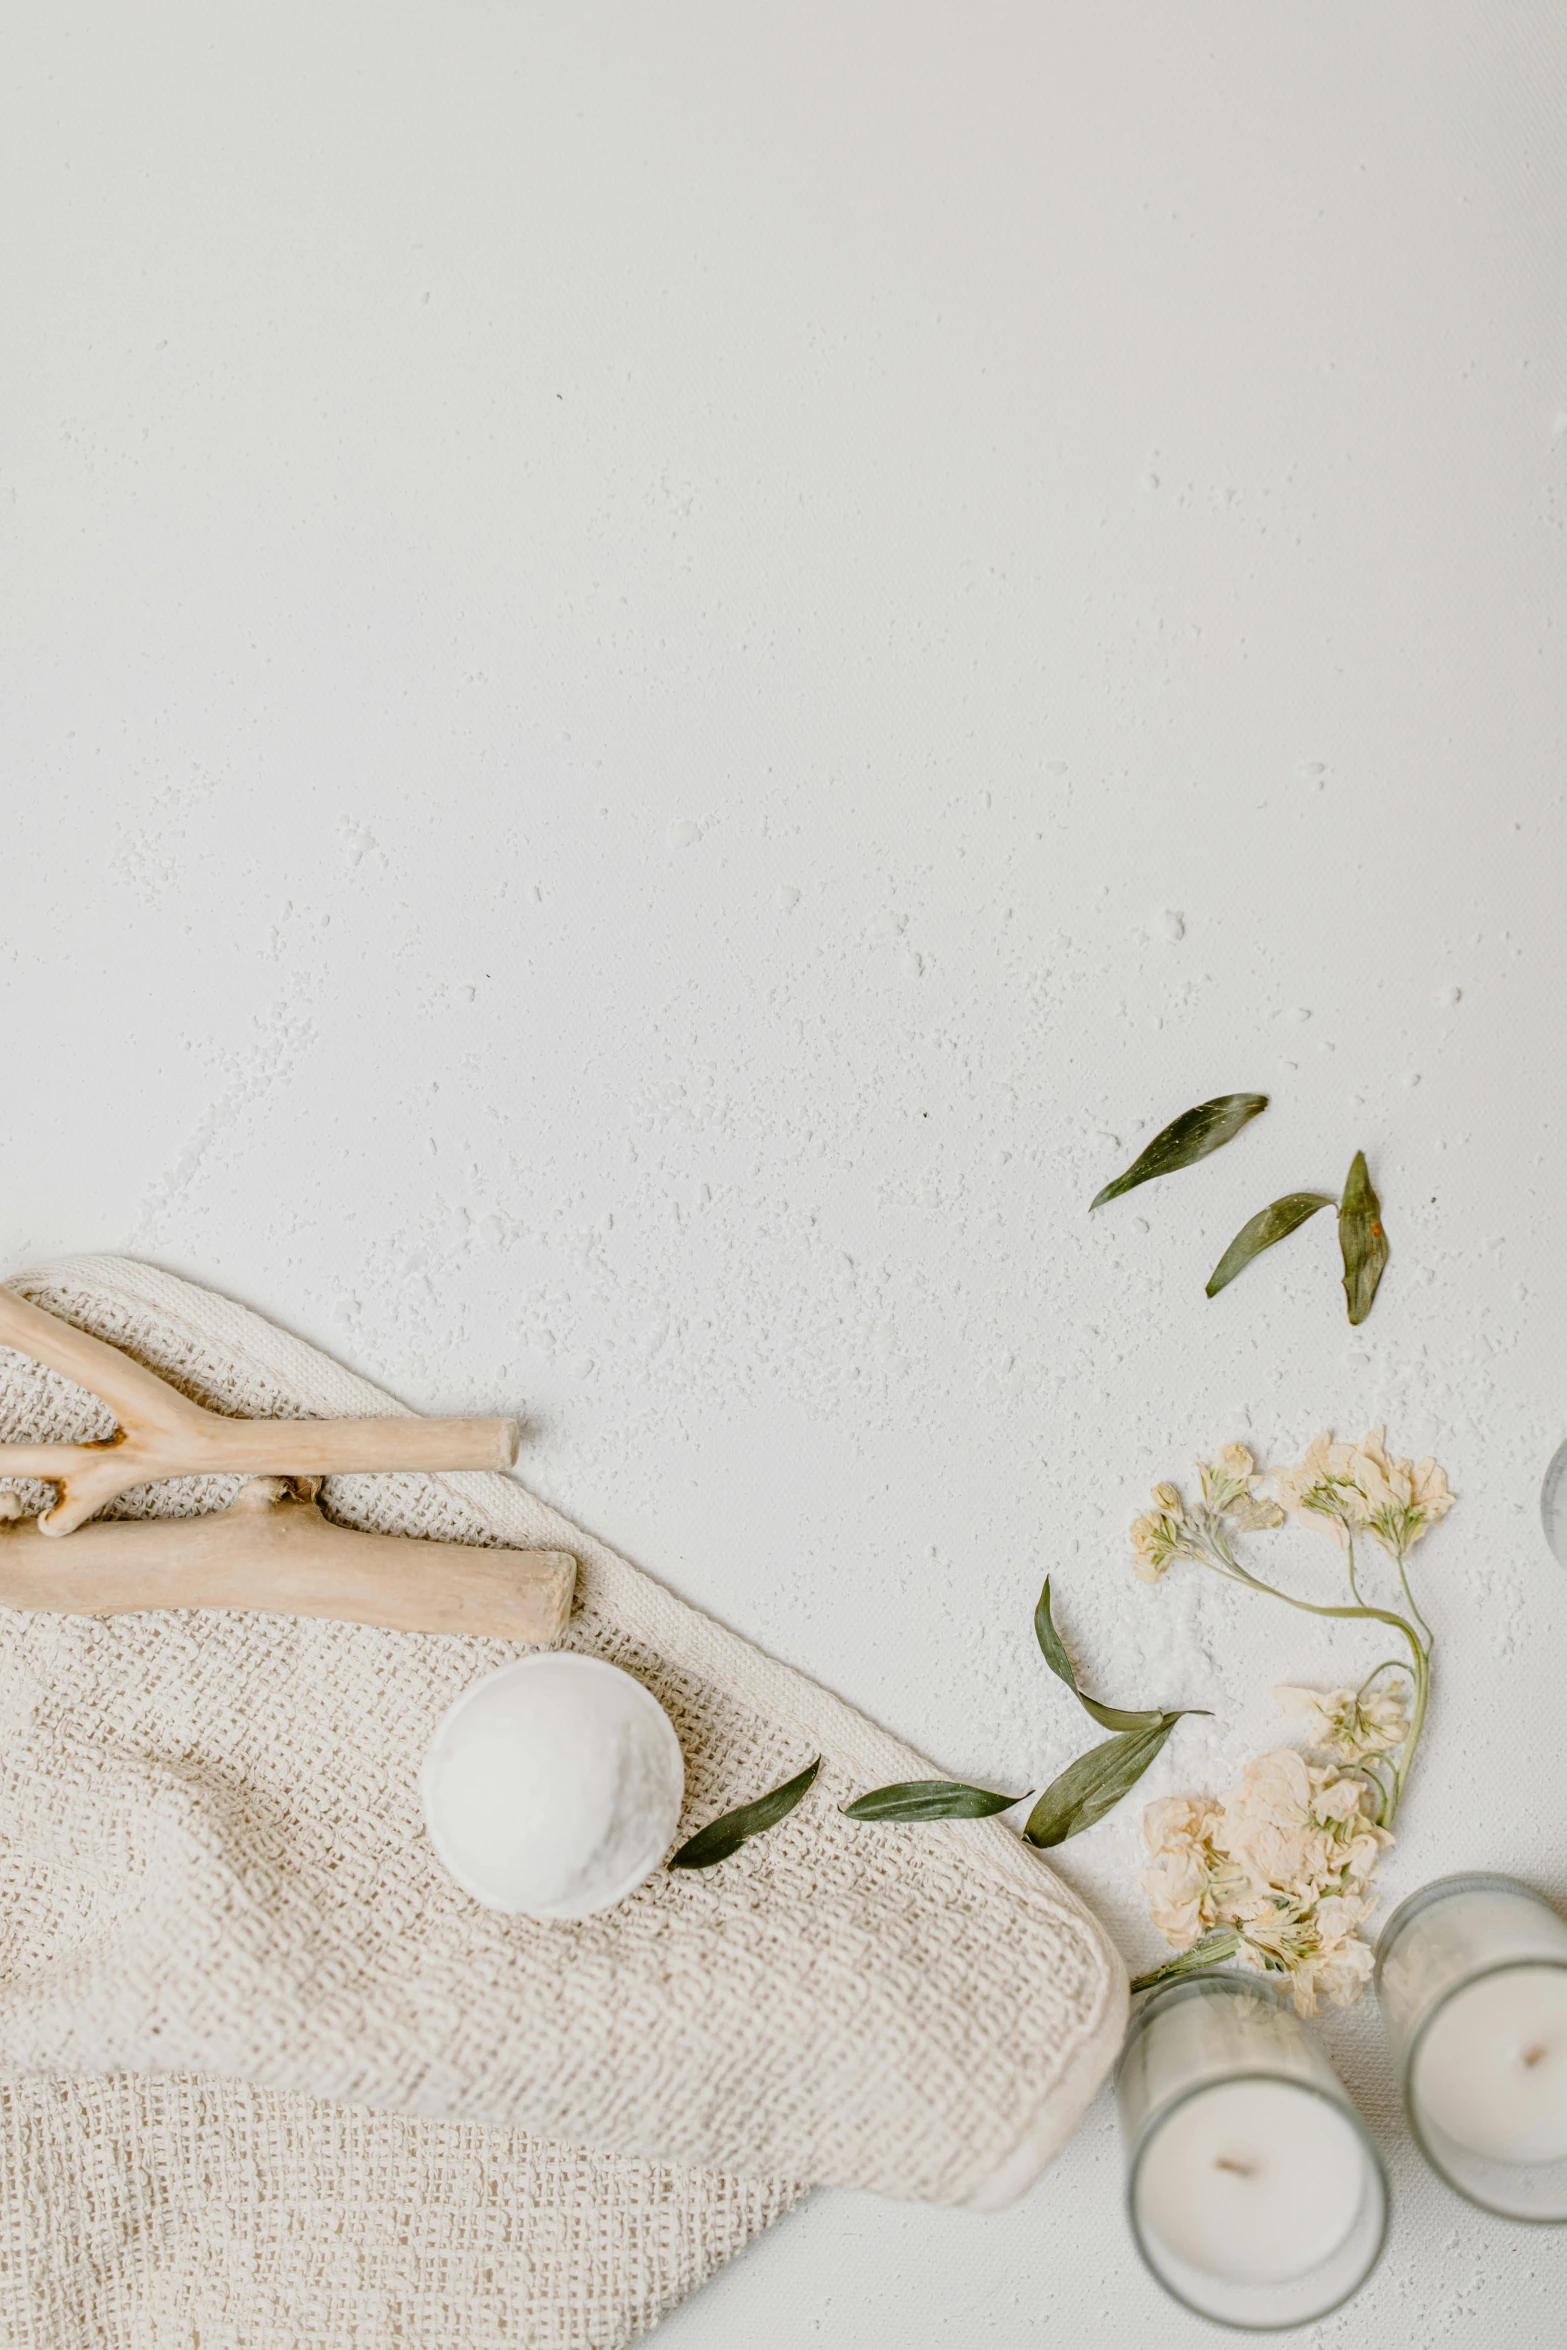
{"left": 1120, "top": 1975, "right": 1388, "bottom": 2324}
{"left": 1377, "top": 1874, "right": 1567, "bottom": 2220}
{"left": 1413, "top": 1968, "right": 1567, "bottom": 2164}
{"left": 1135, "top": 2078, "right": 1368, "bottom": 2286}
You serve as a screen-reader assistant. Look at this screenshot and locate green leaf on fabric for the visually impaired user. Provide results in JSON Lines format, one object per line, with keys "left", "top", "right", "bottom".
{"left": 1338, "top": 1149, "right": 1389, "bottom": 1326}
{"left": 1090, "top": 1094, "right": 1269, "bottom": 1211}
{"left": 1034, "top": 1578, "right": 1163, "bottom": 1732}
{"left": 1205, "top": 1191, "right": 1335, "bottom": 1297}
{"left": 668, "top": 1756, "right": 822, "bottom": 1870}
{"left": 840, "top": 1779, "right": 1026, "bottom": 1822}
{"left": 1022, "top": 1715, "right": 1195, "bottom": 1848}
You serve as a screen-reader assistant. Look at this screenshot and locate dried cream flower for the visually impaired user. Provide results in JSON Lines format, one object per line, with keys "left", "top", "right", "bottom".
{"left": 1197, "top": 1444, "right": 1286, "bottom": 1530}
{"left": 1274, "top": 1681, "right": 1410, "bottom": 1763}
{"left": 1211, "top": 1749, "right": 1326, "bottom": 1899}
{"left": 1307, "top": 1771, "right": 1391, "bottom": 1888}
{"left": 1233, "top": 1888, "right": 1377, "bottom": 2015}
{"left": 1140, "top": 1746, "right": 1388, "bottom": 2014}
{"left": 1346, "top": 1426, "right": 1455, "bottom": 1562}
{"left": 1131, "top": 1448, "right": 1282, "bottom": 1586}
{"left": 1140, "top": 1796, "right": 1239, "bottom": 1950}
{"left": 1228, "top": 1490, "right": 1286, "bottom": 1533}
{"left": 1408, "top": 1456, "right": 1455, "bottom": 1521}
{"left": 1199, "top": 1444, "right": 1257, "bottom": 1514}
{"left": 1270, "top": 1431, "right": 1371, "bottom": 1542}
{"left": 1272, "top": 1428, "right": 1455, "bottom": 1562}
{"left": 1129, "top": 1502, "right": 1185, "bottom": 1583}
{"left": 1213, "top": 1749, "right": 1388, "bottom": 1905}
{"left": 1294, "top": 1919, "right": 1377, "bottom": 2013}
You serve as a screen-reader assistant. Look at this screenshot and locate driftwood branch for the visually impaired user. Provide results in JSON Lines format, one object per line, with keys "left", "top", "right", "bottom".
{"left": 0, "top": 1288, "right": 575, "bottom": 1639}
{"left": 0, "top": 1288, "right": 520, "bottom": 1536}
{"left": 0, "top": 1484, "right": 575, "bottom": 1643}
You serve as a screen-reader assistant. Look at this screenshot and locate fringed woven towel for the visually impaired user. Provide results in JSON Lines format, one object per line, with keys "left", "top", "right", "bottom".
{"left": 0, "top": 1257, "right": 1125, "bottom": 2346}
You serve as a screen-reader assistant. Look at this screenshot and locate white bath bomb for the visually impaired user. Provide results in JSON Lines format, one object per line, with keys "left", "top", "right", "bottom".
{"left": 419, "top": 1654, "right": 685, "bottom": 1919}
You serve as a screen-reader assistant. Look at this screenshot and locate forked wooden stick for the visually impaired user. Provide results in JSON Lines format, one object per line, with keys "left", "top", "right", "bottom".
{"left": 0, "top": 1288, "right": 521, "bottom": 1536}
{"left": 0, "top": 1287, "right": 575, "bottom": 1640}
{"left": 0, "top": 1483, "right": 575, "bottom": 1644}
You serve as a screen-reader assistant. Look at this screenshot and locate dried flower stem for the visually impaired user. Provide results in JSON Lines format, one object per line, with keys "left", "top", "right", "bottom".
{"left": 1132, "top": 1927, "right": 1242, "bottom": 1993}
{"left": 1130, "top": 1432, "right": 1454, "bottom": 2008}
{"left": 1173, "top": 1502, "right": 1429, "bottom": 1827}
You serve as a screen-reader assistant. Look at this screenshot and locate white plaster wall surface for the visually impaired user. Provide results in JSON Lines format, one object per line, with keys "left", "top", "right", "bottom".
{"left": 4, "top": 6, "right": 1566, "bottom": 2342}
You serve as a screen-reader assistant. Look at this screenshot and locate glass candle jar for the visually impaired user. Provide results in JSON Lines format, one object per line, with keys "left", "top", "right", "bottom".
{"left": 1117, "top": 1971, "right": 1388, "bottom": 2329}
{"left": 1376, "top": 1873, "right": 1567, "bottom": 2220}
{"left": 1542, "top": 1437, "right": 1567, "bottom": 1567}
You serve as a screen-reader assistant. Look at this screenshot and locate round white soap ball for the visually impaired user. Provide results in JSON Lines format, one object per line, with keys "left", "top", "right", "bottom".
{"left": 419, "top": 1654, "right": 685, "bottom": 1919}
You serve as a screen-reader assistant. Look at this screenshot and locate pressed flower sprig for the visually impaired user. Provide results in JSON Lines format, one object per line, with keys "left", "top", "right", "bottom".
{"left": 1128, "top": 1431, "right": 1454, "bottom": 2010}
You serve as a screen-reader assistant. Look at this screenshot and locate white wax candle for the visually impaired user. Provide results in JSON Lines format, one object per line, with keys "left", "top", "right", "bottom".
{"left": 1414, "top": 1967, "right": 1567, "bottom": 2165}
{"left": 1136, "top": 2079, "right": 1368, "bottom": 2286}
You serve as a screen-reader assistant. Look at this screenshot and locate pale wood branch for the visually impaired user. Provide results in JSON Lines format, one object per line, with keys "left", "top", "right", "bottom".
{"left": 0, "top": 1289, "right": 520, "bottom": 1534}
{"left": 0, "top": 1484, "right": 575, "bottom": 1644}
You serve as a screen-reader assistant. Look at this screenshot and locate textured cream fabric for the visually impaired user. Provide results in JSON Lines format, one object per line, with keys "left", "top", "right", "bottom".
{"left": 0, "top": 2072, "right": 797, "bottom": 2349}
{"left": 0, "top": 1256, "right": 1125, "bottom": 2338}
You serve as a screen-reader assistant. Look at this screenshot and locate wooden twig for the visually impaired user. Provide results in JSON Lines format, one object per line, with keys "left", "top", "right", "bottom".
{"left": 0, "top": 1288, "right": 520, "bottom": 1536}
{"left": 0, "top": 1483, "right": 575, "bottom": 1643}
{"left": 0, "top": 1290, "right": 573, "bottom": 1638}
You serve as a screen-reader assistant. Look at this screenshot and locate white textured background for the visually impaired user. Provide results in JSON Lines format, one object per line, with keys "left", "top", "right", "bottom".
{"left": 5, "top": 6, "right": 1567, "bottom": 2342}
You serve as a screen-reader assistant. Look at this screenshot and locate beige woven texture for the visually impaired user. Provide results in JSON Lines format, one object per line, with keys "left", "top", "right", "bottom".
{"left": 0, "top": 1258, "right": 1125, "bottom": 2343}
{"left": 2, "top": 2073, "right": 796, "bottom": 2349}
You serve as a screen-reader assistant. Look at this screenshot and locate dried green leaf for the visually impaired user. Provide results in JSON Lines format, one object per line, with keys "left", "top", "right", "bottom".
{"left": 668, "top": 1756, "right": 821, "bottom": 1870}
{"left": 1034, "top": 1578, "right": 1163, "bottom": 1733}
{"left": 840, "top": 1779, "right": 1025, "bottom": 1822}
{"left": 1338, "top": 1149, "right": 1389, "bottom": 1326}
{"left": 1090, "top": 1094, "right": 1268, "bottom": 1211}
{"left": 1205, "top": 1192, "right": 1335, "bottom": 1298}
{"left": 1022, "top": 1715, "right": 1194, "bottom": 1848}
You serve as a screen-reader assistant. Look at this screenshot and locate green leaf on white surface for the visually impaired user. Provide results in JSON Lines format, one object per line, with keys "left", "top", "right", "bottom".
{"left": 1338, "top": 1150, "right": 1389, "bottom": 1326}
{"left": 1022, "top": 1715, "right": 1197, "bottom": 1848}
{"left": 1090, "top": 1094, "right": 1268, "bottom": 1211}
{"left": 1034, "top": 1578, "right": 1163, "bottom": 1732}
{"left": 1205, "top": 1191, "right": 1335, "bottom": 1298}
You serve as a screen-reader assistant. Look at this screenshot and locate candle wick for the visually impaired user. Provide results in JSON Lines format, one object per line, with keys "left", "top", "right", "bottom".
{"left": 1523, "top": 2044, "right": 1549, "bottom": 2069}
{"left": 1213, "top": 2156, "right": 1255, "bottom": 2177}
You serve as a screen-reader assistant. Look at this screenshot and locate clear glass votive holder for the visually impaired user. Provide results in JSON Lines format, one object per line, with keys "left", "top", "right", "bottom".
{"left": 1116, "top": 1971, "right": 1388, "bottom": 2330}
{"left": 1376, "top": 1872, "right": 1567, "bottom": 2221}
{"left": 1542, "top": 1437, "right": 1567, "bottom": 1567}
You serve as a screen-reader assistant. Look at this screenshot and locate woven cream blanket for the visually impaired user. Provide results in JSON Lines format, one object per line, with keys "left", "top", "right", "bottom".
{"left": 0, "top": 1258, "right": 1125, "bottom": 2347}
